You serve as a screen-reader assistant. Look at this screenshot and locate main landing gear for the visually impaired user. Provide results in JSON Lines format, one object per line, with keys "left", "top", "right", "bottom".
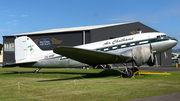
{"left": 122, "top": 62, "right": 139, "bottom": 78}
{"left": 34, "top": 68, "right": 42, "bottom": 73}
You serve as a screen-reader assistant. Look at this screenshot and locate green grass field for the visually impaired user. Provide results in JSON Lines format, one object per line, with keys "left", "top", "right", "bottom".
{"left": 0, "top": 67, "right": 180, "bottom": 101}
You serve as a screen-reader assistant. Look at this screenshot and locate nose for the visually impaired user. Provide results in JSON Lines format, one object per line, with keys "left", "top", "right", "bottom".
{"left": 162, "top": 37, "right": 178, "bottom": 51}
{"left": 171, "top": 38, "right": 178, "bottom": 47}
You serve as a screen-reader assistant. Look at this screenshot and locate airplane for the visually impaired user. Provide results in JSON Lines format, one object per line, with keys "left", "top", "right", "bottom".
{"left": 3, "top": 30, "right": 178, "bottom": 77}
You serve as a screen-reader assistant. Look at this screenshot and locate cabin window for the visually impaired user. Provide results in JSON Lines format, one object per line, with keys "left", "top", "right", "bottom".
{"left": 126, "top": 43, "right": 130, "bottom": 47}
{"left": 109, "top": 47, "right": 112, "bottom": 51}
{"left": 118, "top": 45, "right": 121, "bottom": 49}
{"left": 135, "top": 42, "right": 139, "bottom": 45}
{"left": 100, "top": 48, "right": 104, "bottom": 51}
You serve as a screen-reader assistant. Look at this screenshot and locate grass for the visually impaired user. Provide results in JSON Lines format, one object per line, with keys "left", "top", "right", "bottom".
{"left": 0, "top": 67, "right": 180, "bottom": 101}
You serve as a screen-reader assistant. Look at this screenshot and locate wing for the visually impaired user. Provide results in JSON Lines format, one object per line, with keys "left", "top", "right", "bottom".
{"left": 53, "top": 46, "right": 132, "bottom": 65}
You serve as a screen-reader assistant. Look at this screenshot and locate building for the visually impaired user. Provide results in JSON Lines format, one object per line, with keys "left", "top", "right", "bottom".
{"left": 0, "top": 48, "right": 3, "bottom": 66}
{"left": 3, "top": 22, "right": 172, "bottom": 66}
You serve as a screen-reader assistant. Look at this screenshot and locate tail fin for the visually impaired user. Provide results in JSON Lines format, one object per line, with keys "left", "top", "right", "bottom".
{"left": 15, "top": 36, "right": 42, "bottom": 62}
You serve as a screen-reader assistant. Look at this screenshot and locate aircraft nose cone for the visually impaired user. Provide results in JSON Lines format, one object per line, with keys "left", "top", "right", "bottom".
{"left": 172, "top": 38, "right": 178, "bottom": 46}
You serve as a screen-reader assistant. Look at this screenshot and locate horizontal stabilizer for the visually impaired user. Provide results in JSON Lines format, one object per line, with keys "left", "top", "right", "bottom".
{"left": 53, "top": 46, "right": 131, "bottom": 65}
{"left": 3, "top": 61, "right": 37, "bottom": 67}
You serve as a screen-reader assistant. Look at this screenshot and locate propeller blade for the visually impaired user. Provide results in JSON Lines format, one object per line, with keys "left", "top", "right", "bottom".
{"left": 151, "top": 54, "right": 154, "bottom": 62}
{"left": 155, "top": 55, "right": 158, "bottom": 67}
{"left": 164, "top": 52, "right": 168, "bottom": 59}
{"left": 149, "top": 36, "right": 154, "bottom": 62}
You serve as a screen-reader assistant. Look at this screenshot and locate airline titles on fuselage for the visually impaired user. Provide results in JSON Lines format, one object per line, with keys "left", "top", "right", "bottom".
{"left": 103, "top": 37, "right": 133, "bottom": 46}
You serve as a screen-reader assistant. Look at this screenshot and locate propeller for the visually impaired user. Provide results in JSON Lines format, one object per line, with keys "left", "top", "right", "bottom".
{"left": 149, "top": 36, "right": 154, "bottom": 63}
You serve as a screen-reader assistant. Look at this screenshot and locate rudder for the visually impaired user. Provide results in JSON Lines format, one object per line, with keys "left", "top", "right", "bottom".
{"left": 15, "top": 36, "right": 42, "bottom": 62}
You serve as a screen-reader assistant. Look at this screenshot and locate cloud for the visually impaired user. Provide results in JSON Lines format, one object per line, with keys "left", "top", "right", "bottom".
{"left": 7, "top": 20, "right": 18, "bottom": 25}
{"left": 9, "top": 15, "right": 17, "bottom": 17}
{"left": 22, "top": 15, "right": 28, "bottom": 17}
{"left": 0, "top": 29, "right": 10, "bottom": 32}
{"left": 14, "top": 23, "right": 18, "bottom": 25}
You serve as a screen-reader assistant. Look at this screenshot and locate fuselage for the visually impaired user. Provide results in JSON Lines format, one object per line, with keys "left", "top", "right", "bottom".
{"left": 28, "top": 32, "right": 178, "bottom": 68}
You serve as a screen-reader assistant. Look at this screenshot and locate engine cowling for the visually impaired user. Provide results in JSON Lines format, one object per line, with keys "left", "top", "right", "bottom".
{"left": 132, "top": 47, "right": 151, "bottom": 67}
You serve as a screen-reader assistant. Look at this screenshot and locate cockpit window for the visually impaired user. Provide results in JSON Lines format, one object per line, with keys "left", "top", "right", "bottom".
{"left": 157, "top": 35, "right": 168, "bottom": 39}
{"left": 162, "top": 35, "right": 166, "bottom": 38}
{"left": 157, "top": 36, "right": 161, "bottom": 39}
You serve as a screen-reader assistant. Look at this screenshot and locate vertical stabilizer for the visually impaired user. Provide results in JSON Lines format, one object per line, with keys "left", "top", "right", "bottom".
{"left": 15, "top": 36, "right": 42, "bottom": 62}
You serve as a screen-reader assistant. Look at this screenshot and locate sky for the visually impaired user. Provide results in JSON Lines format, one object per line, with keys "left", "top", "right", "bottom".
{"left": 0, "top": 0, "right": 180, "bottom": 49}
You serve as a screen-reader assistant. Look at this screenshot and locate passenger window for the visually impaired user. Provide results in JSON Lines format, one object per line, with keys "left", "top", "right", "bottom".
{"left": 118, "top": 45, "right": 121, "bottom": 49}
{"left": 135, "top": 42, "right": 139, "bottom": 45}
{"left": 100, "top": 48, "right": 104, "bottom": 51}
{"left": 126, "top": 43, "right": 130, "bottom": 47}
{"left": 109, "top": 47, "right": 112, "bottom": 51}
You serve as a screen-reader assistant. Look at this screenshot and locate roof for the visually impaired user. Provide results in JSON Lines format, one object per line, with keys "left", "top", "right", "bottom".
{"left": 5, "top": 22, "right": 138, "bottom": 37}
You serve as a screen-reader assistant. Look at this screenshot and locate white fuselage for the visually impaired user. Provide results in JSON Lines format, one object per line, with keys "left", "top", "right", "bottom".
{"left": 21, "top": 32, "right": 178, "bottom": 68}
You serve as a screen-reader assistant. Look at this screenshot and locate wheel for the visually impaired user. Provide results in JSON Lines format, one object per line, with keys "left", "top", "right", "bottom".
{"left": 82, "top": 67, "right": 87, "bottom": 69}
{"left": 92, "top": 64, "right": 111, "bottom": 69}
{"left": 105, "top": 64, "right": 111, "bottom": 69}
{"left": 131, "top": 67, "right": 139, "bottom": 72}
{"left": 123, "top": 69, "right": 133, "bottom": 78}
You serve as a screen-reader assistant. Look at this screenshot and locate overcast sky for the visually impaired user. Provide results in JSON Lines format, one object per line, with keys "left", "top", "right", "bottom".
{"left": 0, "top": 0, "right": 180, "bottom": 49}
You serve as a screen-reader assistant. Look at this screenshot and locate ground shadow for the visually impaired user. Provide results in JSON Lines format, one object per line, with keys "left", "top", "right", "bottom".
{"left": 38, "top": 69, "right": 123, "bottom": 82}
{"left": 1, "top": 69, "right": 123, "bottom": 82}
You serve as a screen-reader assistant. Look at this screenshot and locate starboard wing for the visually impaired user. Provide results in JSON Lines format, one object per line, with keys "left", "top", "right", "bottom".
{"left": 53, "top": 46, "right": 132, "bottom": 65}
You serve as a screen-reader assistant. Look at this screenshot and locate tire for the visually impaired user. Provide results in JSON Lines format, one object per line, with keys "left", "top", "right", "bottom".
{"left": 82, "top": 67, "right": 87, "bottom": 69}
{"left": 131, "top": 67, "right": 139, "bottom": 72}
{"left": 123, "top": 69, "right": 133, "bottom": 78}
{"left": 105, "top": 64, "right": 111, "bottom": 69}
{"left": 93, "top": 64, "right": 111, "bottom": 69}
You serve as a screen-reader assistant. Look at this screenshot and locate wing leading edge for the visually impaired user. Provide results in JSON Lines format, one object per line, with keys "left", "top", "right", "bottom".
{"left": 53, "top": 46, "right": 132, "bottom": 65}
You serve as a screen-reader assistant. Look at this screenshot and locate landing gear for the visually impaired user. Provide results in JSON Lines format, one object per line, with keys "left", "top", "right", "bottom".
{"left": 34, "top": 68, "right": 42, "bottom": 73}
{"left": 131, "top": 67, "right": 139, "bottom": 72}
{"left": 93, "top": 64, "right": 111, "bottom": 69}
{"left": 122, "top": 68, "right": 133, "bottom": 78}
{"left": 122, "top": 62, "right": 138, "bottom": 78}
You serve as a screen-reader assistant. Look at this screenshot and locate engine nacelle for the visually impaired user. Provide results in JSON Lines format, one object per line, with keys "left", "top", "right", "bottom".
{"left": 132, "top": 47, "right": 151, "bottom": 67}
